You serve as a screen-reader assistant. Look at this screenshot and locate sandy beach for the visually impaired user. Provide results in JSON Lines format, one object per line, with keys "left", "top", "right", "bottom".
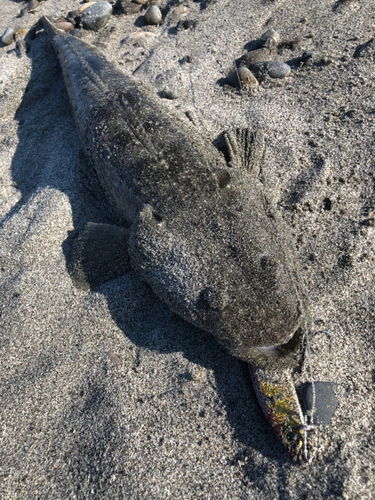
{"left": 0, "top": 0, "right": 374, "bottom": 497}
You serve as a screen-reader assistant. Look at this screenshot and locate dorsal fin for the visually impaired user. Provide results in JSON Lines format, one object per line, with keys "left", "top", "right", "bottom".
{"left": 224, "top": 128, "right": 265, "bottom": 176}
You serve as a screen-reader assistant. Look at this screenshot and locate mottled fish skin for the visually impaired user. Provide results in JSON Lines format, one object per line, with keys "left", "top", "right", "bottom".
{"left": 43, "top": 18, "right": 308, "bottom": 457}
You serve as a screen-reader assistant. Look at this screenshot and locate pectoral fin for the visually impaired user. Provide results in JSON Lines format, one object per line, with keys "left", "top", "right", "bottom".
{"left": 68, "top": 222, "right": 132, "bottom": 290}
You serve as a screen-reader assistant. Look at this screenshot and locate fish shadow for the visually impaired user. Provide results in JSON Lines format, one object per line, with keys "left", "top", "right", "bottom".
{"left": 95, "top": 272, "right": 293, "bottom": 466}
{"left": 5, "top": 22, "right": 293, "bottom": 476}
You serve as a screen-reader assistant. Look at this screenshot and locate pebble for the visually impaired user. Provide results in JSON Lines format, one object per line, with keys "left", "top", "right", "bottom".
{"left": 302, "top": 382, "right": 345, "bottom": 425}
{"left": 260, "top": 29, "right": 280, "bottom": 49}
{"left": 279, "top": 36, "right": 303, "bottom": 51}
{"left": 27, "top": 0, "right": 40, "bottom": 9}
{"left": 69, "top": 29, "right": 82, "bottom": 38}
{"left": 54, "top": 22, "right": 75, "bottom": 32}
{"left": 160, "top": 89, "right": 179, "bottom": 99}
{"left": 238, "top": 47, "right": 271, "bottom": 66}
{"left": 226, "top": 66, "right": 258, "bottom": 88}
{"left": 115, "top": 0, "right": 142, "bottom": 14}
{"left": 81, "top": 1, "right": 113, "bottom": 31}
{"left": 134, "top": 0, "right": 147, "bottom": 4}
{"left": 1, "top": 27, "right": 15, "bottom": 46}
{"left": 20, "top": 0, "right": 39, "bottom": 16}
{"left": 66, "top": 10, "right": 80, "bottom": 26}
{"left": 144, "top": 5, "right": 162, "bottom": 25}
{"left": 145, "top": 0, "right": 162, "bottom": 6}
{"left": 177, "top": 20, "right": 196, "bottom": 31}
{"left": 250, "top": 61, "right": 291, "bottom": 79}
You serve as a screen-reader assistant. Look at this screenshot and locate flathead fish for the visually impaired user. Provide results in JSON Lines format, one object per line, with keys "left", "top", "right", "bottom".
{"left": 43, "top": 16, "right": 308, "bottom": 458}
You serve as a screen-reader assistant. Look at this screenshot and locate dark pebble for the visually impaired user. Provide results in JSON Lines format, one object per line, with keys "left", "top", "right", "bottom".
{"left": 115, "top": 0, "right": 142, "bottom": 14}
{"left": 180, "top": 55, "right": 193, "bottom": 64}
{"left": 66, "top": 10, "right": 80, "bottom": 27}
{"left": 302, "top": 381, "right": 345, "bottom": 425}
{"left": 160, "top": 89, "right": 179, "bottom": 99}
{"left": 177, "top": 20, "right": 196, "bottom": 31}
{"left": 279, "top": 36, "right": 303, "bottom": 51}
{"left": 81, "top": 1, "right": 113, "bottom": 31}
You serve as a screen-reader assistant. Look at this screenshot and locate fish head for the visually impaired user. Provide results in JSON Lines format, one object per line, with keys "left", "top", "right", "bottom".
{"left": 129, "top": 203, "right": 305, "bottom": 362}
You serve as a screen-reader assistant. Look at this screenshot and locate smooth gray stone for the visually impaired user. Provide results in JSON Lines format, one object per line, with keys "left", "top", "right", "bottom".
{"left": 1, "top": 27, "right": 15, "bottom": 46}
{"left": 144, "top": 5, "right": 162, "bottom": 25}
{"left": 250, "top": 60, "right": 291, "bottom": 79}
{"left": 81, "top": 1, "right": 113, "bottom": 31}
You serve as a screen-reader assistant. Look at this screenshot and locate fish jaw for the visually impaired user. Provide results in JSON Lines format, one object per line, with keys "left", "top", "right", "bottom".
{"left": 249, "top": 364, "right": 304, "bottom": 460}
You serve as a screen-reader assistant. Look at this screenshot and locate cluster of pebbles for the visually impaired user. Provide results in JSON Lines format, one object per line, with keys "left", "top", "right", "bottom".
{"left": 225, "top": 29, "right": 296, "bottom": 89}
{"left": 1, "top": 0, "right": 167, "bottom": 50}
{"left": 2, "top": 1, "right": 299, "bottom": 89}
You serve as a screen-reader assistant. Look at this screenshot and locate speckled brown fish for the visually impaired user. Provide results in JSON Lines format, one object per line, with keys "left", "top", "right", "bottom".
{"left": 43, "top": 16, "right": 308, "bottom": 458}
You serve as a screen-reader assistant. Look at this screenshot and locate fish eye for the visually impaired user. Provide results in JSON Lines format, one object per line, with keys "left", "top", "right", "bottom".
{"left": 199, "top": 287, "right": 223, "bottom": 312}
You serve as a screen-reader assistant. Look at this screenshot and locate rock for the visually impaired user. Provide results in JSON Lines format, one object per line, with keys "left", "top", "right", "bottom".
{"left": 180, "top": 55, "right": 193, "bottom": 64}
{"left": 27, "top": 0, "right": 40, "bottom": 9}
{"left": 279, "top": 36, "right": 303, "bottom": 51}
{"left": 226, "top": 66, "right": 258, "bottom": 88}
{"left": 160, "top": 89, "right": 179, "bottom": 100}
{"left": 20, "top": 0, "right": 40, "bottom": 16}
{"left": 66, "top": 10, "right": 80, "bottom": 27}
{"left": 69, "top": 29, "right": 82, "bottom": 38}
{"left": 115, "top": 0, "right": 142, "bottom": 14}
{"left": 260, "top": 29, "right": 280, "bottom": 49}
{"left": 54, "top": 22, "right": 75, "bottom": 32}
{"left": 22, "top": 0, "right": 40, "bottom": 11}
{"left": 81, "top": 1, "right": 113, "bottom": 31}
{"left": 177, "top": 20, "right": 196, "bottom": 31}
{"left": 144, "top": 5, "right": 162, "bottom": 25}
{"left": 134, "top": 0, "right": 147, "bottom": 4}
{"left": 302, "top": 382, "right": 345, "bottom": 425}
{"left": 238, "top": 47, "right": 271, "bottom": 66}
{"left": 250, "top": 61, "right": 291, "bottom": 79}
{"left": 1, "top": 27, "right": 15, "bottom": 46}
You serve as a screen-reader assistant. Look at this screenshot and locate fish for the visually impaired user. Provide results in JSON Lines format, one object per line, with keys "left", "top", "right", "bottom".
{"left": 42, "top": 16, "right": 308, "bottom": 459}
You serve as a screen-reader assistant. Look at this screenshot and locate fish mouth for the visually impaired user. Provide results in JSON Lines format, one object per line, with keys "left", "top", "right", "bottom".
{"left": 257, "top": 327, "right": 303, "bottom": 358}
{"left": 246, "top": 327, "right": 304, "bottom": 370}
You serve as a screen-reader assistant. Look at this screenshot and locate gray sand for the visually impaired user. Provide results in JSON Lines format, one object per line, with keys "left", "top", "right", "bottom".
{"left": 0, "top": 0, "right": 374, "bottom": 498}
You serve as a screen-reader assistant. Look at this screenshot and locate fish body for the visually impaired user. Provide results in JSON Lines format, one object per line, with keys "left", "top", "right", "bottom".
{"left": 43, "top": 17, "right": 306, "bottom": 457}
